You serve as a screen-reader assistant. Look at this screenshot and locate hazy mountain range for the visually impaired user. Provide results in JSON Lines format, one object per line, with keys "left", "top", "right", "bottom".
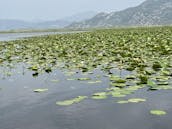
{"left": 1, "top": 0, "right": 172, "bottom": 31}
{"left": 0, "top": 11, "right": 97, "bottom": 31}
{"left": 69, "top": 0, "right": 172, "bottom": 28}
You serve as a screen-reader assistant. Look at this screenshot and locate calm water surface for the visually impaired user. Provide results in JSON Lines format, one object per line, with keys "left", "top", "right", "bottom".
{"left": 0, "top": 31, "right": 82, "bottom": 41}
{"left": 0, "top": 64, "right": 172, "bottom": 129}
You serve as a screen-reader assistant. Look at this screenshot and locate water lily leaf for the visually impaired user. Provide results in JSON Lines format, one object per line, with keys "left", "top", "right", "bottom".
{"left": 156, "top": 76, "right": 169, "bottom": 81}
{"left": 110, "top": 75, "right": 120, "bottom": 81}
{"left": 115, "top": 78, "right": 126, "bottom": 83}
{"left": 128, "top": 98, "right": 146, "bottom": 103}
{"left": 150, "top": 110, "right": 166, "bottom": 115}
{"left": 56, "top": 100, "right": 74, "bottom": 106}
{"left": 125, "top": 75, "right": 136, "bottom": 79}
{"left": 56, "top": 96, "right": 87, "bottom": 106}
{"left": 157, "top": 82, "right": 169, "bottom": 85}
{"left": 34, "top": 88, "right": 48, "bottom": 93}
{"left": 161, "top": 70, "right": 171, "bottom": 76}
{"left": 29, "top": 65, "right": 38, "bottom": 71}
{"left": 110, "top": 82, "right": 126, "bottom": 87}
{"left": 117, "top": 100, "right": 129, "bottom": 104}
{"left": 151, "top": 85, "right": 172, "bottom": 90}
{"left": 138, "top": 74, "right": 148, "bottom": 84}
{"left": 152, "top": 61, "right": 162, "bottom": 70}
{"left": 127, "top": 85, "right": 144, "bottom": 91}
{"left": 92, "top": 92, "right": 107, "bottom": 99}
{"left": 67, "top": 78, "right": 76, "bottom": 81}
{"left": 110, "top": 76, "right": 126, "bottom": 83}
{"left": 77, "top": 78, "right": 91, "bottom": 81}
{"left": 147, "top": 80, "right": 156, "bottom": 87}
{"left": 88, "top": 80, "right": 102, "bottom": 84}
{"left": 111, "top": 92, "right": 126, "bottom": 97}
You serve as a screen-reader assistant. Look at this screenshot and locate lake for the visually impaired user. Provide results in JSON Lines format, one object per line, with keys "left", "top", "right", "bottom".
{"left": 0, "top": 29, "right": 172, "bottom": 129}
{"left": 0, "top": 31, "right": 83, "bottom": 41}
{"left": 0, "top": 64, "right": 172, "bottom": 129}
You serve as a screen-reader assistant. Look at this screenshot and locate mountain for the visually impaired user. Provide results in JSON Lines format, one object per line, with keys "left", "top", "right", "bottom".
{"left": 0, "top": 19, "right": 31, "bottom": 30}
{"left": 62, "top": 11, "right": 97, "bottom": 22}
{"left": 0, "top": 19, "right": 70, "bottom": 30}
{"left": 0, "top": 11, "right": 96, "bottom": 31}
{"left": 68, "top": 0, "right": 172, "bottom": 28}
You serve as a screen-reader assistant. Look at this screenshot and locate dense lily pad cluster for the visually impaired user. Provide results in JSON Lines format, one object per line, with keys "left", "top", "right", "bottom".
{"left": 0, "top": 27, "right": 172, "bottom": 88}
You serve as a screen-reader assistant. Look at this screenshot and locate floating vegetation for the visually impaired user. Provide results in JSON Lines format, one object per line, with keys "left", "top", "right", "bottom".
{"left": 0, "top": 26, "right": 172, "bottom": 108}
{"left": 128, "top": 98, "right": 146, "bottom": 103}
{"left": 87, "top": 80, "right": 102, "bottom": 84}
{"left": 110, "top": 82, "right": 126, "bottom": 88}
{"left": 67, "top": 78, "right": 76, "bottom": 81}
{"left": 150, "top": 85, "right": 172, "bottom": 90}
{"left": 150, "top": 110, "right": 167, "bottom": 116}
{"left": 117, "top": 98, "right": 146, "bottom": 104}
{"left": 77, "top": 78, "right": 91, "bottom": 81}
{"left": 117, "top": 100, "right": 129, "bottom": 104}
{"left": 125, "top": 75, "right": 136, "bottom": 80}
{"left": 92, "top": 92, "right": 107, "bottom": 99}
{"left": 56, "top": 96, "right": 87, "bottom": 106}
{"left": 33, "top": 89, "right": 48, "bottom": 93}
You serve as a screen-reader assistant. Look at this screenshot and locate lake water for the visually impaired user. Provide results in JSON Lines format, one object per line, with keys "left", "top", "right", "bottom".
{"left": 0, "top": 33, "right": 172, "bottom": 129}
{"left": 0, "top": 31, "right": 82, "bottom": 41}
{"left": 0, "top": 64, "right": 172, "bottom": 129}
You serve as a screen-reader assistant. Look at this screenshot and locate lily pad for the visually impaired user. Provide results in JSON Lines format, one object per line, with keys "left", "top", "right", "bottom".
{"left": 77, "top": 78, "right": 91, "bottom": 81}
{"left": 150, "top": 110, "right": 167, "bottom": 115}
{"left": 56, "top": 96, "right": 87, "bottom": 106}
{"left": 125, "top": 75, "right": 136, "bottom": 79}
{"left": 88, "top": 80, "right": 102, "bottom": 84}
{"left": 117, "top": 100, "right": 129, "bottom": 104}
{"left": 128, "top": 98, "right": 146, "bottom": 103}
{"left": 92, "top": 92, "right": 107, "bottom": 99}
{"left": 110, "top": 82, "right": 126, "bottom": 88}
{"left": 67, "top": 78, "right": 76, "bottom": 81}
{"left": 151, "top": 85, "right": 172, "bottom": 90}
{"left": 34, "top": 88, "right": 48, "bottom": 93}
{"left": 111, "top": 92, "right": 126, "bottom": 97}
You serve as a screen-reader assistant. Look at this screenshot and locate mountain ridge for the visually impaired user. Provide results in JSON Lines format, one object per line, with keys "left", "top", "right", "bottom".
{"left": 68, "top": 0, "right": 172, "bottom": 28}
{"left": 0, "top": 11, "right": 97, "bottom": 31}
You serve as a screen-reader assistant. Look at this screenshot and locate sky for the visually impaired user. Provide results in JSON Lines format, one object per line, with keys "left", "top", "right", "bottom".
{"left": 0, "top": 0, "right": 146, "bottom": 21}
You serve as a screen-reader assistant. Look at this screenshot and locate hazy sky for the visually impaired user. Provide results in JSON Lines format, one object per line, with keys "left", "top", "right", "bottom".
{"left": 0, "top": 0, "right": 146, "bottom": 21}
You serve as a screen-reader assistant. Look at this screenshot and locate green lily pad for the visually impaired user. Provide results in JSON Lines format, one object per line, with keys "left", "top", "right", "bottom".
{"left": 127, "top": 85, "right": 144, "bottom": 91}
{"left": 157, "top": 82, "right": 169, "bottom": 85}
{"left": 128, "top": 98, "right": 146, "bottom": 103}
{"left": 77, "top": 78, "right": 91, "bottom": 81}
{"left": 125, "top": 75, "right": 136, "bottom": 79}
{"left": 56, "top": 96, "right": 87, "bottom": 106}
{"left": 150, "top": 110, "right": 167, "bottom": 115}
{"left": 151, "top": 85, "right": 172, "bottom": 90}
{"left": 92, "top": 92, "right": 107, "bottom": 99}
{"left": 117, "top": 100, "right": 129, "bottom": 104}
{"left": 111, "top": 92, "right": 126, "bottom": 97}
{"left": 29, "top": 65, "right": 39, "bottom": 71}
{"left": 147, "top": 80, "right": 156, "bottom": 87}
{"left": 67, "top": 78, "right": 76, "bottom": 81}
{"left": 34, "top": 88, "right": 48, "bottom": 93}
{"left": 110, "top": 82, "right": 126, "bottom": 87}
{"left": 110, "top": 76, "right": 126, "bottom": 83}
{"left": 88, "top": 80, "right": 102, "bottom": 84}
